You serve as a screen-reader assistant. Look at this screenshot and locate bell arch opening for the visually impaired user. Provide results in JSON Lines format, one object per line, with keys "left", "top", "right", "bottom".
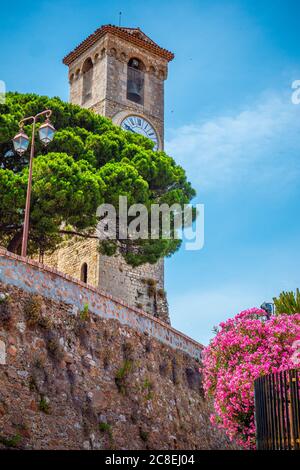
{"left": 127, "top": 58, "right": 145, "bottom": 105}
{"left": 82, "top": 57, "right": 93, "bottom": 103}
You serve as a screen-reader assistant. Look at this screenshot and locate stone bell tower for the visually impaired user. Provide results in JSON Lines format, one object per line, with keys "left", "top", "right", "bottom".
{"left": 57, "top": 25, "right": 174, "bottom": 323}
{"left": 63, "top": 25, "right": 174, "bottom": 149}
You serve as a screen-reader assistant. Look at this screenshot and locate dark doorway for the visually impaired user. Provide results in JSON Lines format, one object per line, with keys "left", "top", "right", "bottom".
{"left": 80, "top": 263, "right": 88, "bottom": 283}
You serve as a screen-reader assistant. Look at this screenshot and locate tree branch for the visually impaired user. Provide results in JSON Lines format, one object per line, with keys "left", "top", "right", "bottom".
{"left": 59, "top": 230, "right": 99, "bottom": 240}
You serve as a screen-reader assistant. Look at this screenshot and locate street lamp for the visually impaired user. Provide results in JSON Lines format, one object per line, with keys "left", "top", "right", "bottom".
{"left": 12, "top": 129, "right": 30, "bottom": 155}
{"left": 12, "top": 110, "right": 55, "bottom": 257}
{"left": 38, "top": 119, "right": 56, "bottom": 146}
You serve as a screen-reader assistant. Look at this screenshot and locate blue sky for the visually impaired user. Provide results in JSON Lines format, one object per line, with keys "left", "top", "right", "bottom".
{"left": 1, "top": 0, "right": 300, "bottom": 344}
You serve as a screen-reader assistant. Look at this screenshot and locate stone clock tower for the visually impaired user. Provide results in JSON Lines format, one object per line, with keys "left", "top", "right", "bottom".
{"left": 63, "top": 25, "right": 173, "bottom": 150}
{"left": 53, "top": 25, "right": 174, "bottom": 323}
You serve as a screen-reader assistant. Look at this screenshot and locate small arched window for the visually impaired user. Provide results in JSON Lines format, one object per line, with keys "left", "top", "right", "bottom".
{"left": 127, "top": 58, "right": 144, "bottom": 105}
{"left": 82, "top": 57, "right": 93, "bottom": 103}
{"left": 80, "top": 263, "right": 88, "bottom": 283}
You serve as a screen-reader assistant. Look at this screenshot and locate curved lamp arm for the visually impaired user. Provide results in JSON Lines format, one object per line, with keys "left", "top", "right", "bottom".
{"left": 19, "top": 109, "right": 52, "bottom": 128}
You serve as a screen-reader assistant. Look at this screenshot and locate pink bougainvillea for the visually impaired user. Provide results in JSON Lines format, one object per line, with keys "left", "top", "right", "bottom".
{"left": 203, "top": 308, "right": 300, "bottom": 449}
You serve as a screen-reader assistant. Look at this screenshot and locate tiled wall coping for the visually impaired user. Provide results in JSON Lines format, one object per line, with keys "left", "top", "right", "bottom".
{"left": 0, "top": 248, "right": 203, "bottom": 360}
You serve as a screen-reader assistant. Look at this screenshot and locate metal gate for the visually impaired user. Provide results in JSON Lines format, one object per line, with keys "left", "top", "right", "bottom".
{"left": 254, "top": 369, "right": 300, "bottom": 450}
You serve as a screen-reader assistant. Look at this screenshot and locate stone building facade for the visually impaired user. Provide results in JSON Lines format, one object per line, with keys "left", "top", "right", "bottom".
{"left": 46, "top": 25, "right": 175, "bottom": 324}
{"left": 43, "top": 239, "right": 168, "bottom": 322}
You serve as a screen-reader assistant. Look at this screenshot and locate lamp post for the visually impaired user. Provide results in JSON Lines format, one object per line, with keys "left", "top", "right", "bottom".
{"left": 12, "top": 110, "right": 55, "bottom": 257}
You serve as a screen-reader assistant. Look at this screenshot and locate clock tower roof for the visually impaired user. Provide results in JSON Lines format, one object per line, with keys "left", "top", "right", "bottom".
{"left": 63, "top": 24, "right": 174, "bottom": 66}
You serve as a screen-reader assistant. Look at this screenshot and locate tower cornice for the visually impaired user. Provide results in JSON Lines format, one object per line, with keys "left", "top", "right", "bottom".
{"left": 63, "top": 24, "right": 175, "bottom": 66}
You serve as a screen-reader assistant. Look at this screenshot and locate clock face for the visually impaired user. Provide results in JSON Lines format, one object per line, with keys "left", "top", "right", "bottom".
{"left": 121, "top": 115, "right": 159, "bottom": 150}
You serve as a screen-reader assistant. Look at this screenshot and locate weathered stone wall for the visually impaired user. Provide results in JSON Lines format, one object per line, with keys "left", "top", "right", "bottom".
{"left": 68, "top": 36, "right": 108, "bottom": 111}
{"left": 98, "top": 254, "right": 169, "bottom": 323}
{"left": 43, "top": 239, "right": 170, "bottom": 324}
{"left": 0, "top": 281, "right": 234, "bottom": 450}
{"left": 0, "top": 250, "right": 200, "bottom": 359}
{"left": 44, "top": 238, "right": 100, "bottom": 287}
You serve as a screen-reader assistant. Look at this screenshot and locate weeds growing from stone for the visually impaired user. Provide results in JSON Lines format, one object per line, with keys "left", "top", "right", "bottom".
{"left": 115, "top": 360, "right": 133, "bottom": 395}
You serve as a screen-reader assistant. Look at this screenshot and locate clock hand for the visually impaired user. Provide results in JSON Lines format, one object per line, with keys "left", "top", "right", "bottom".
{"left": 124, "top": 124, "right": 135, "bottom": 133}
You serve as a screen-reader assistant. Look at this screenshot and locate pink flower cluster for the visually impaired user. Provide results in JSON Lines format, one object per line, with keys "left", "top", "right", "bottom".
{"left": 203, "top": 307, "right": 300, "bottom": 449}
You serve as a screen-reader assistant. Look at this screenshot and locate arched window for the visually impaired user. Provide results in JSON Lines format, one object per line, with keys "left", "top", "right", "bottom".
{"left": 127, "top": 58, "right": 144, "bottom": 105}
{"left": 82, "top": 57, "right": 93, "bottom": 103}
{"left": 80, "top": 263, "right": 88, "bottom": 283}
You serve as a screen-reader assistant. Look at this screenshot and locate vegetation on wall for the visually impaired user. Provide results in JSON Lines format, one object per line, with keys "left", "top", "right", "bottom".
{"left": 0, "top": 93, "right": 196, "bottom": 266}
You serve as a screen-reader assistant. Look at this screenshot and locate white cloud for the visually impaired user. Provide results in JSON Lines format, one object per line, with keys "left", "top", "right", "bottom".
{"left": 166, "top": 91, "right": 300, "bottom": 191}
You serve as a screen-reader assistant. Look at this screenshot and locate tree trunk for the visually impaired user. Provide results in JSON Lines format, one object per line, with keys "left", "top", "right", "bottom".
{"left": 7, "top": 231, "right": 23, "bottom": 253}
